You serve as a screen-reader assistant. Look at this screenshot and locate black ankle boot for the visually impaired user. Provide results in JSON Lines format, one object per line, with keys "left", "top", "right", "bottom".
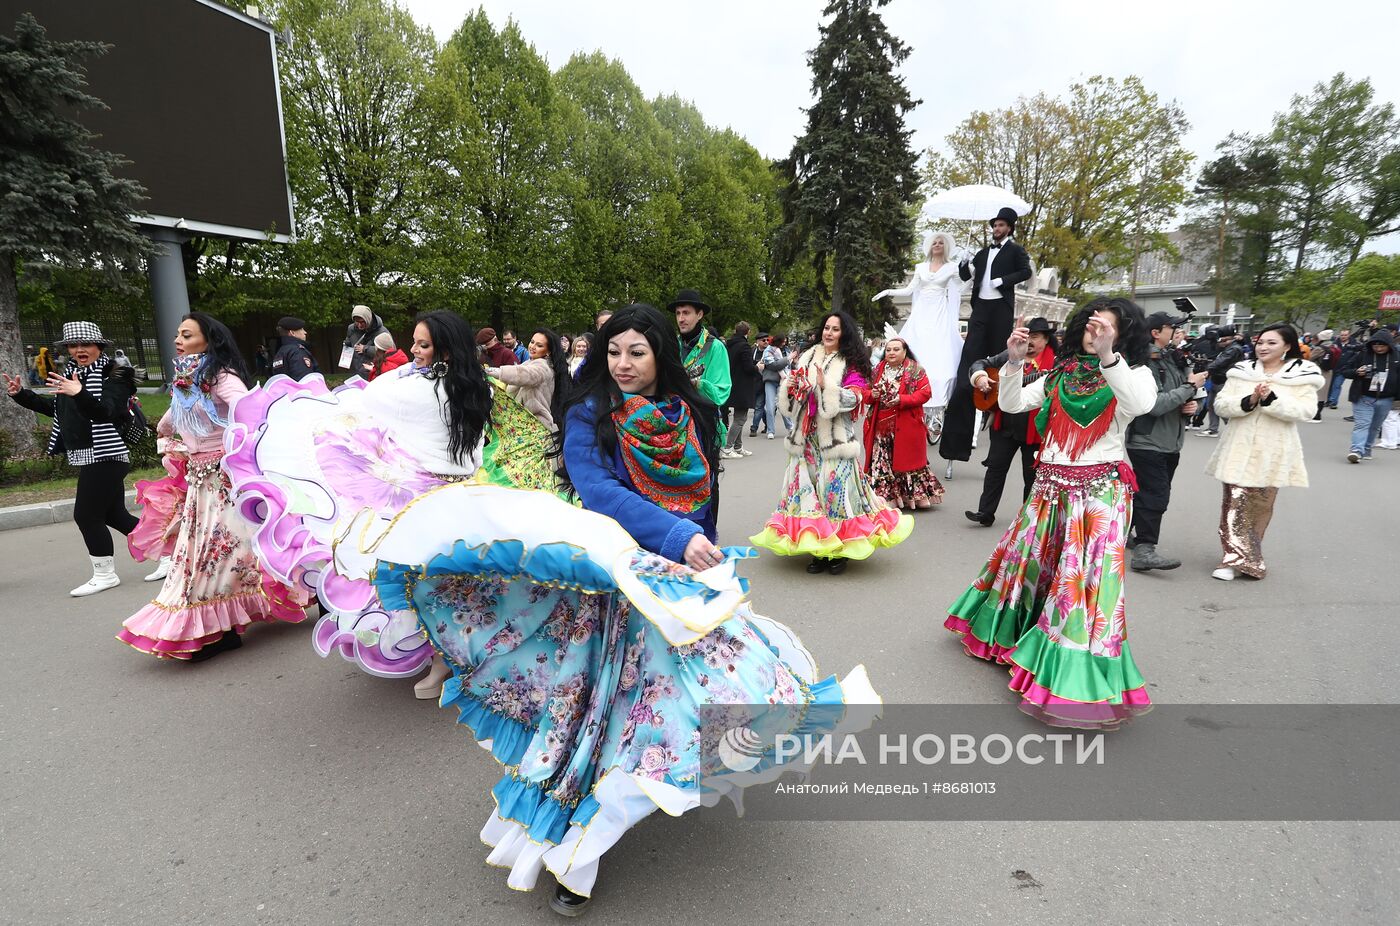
{"left": 826, "top": 557, "right": 848, "bottom": 575}
{"left": 188, "top": 630, "right": 242, "bottom": 662}
{"left": 805, "top": 557, "right": 827, "bottom": 574}
{"left": 549, "top": 883, "right": 591, "bottom": 917}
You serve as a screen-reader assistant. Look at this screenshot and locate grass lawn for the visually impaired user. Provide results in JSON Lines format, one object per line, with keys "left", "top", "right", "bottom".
{"left": 0, "top": 389, "right": 174, "bottom": 508}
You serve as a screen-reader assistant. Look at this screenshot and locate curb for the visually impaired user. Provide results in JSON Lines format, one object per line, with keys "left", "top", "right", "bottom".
{"left": 0, "top": 489, "right": 139, "bottom": 533}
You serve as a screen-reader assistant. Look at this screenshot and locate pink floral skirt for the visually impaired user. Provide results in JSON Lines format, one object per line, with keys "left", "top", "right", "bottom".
{"left": 118, "top": 452, "right": 309, "bottom": 659}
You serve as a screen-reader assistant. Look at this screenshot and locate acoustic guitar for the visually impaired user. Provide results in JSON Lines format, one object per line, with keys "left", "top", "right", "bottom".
{"left": 972, "top": 365, "right": 1052, "bottom": 412}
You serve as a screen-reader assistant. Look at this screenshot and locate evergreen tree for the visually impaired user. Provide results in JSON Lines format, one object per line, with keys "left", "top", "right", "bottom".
{"left": 0, "top": 13, "right": 149, "bottom": 453}
{"left": 786, "top": 0, "right": 919, "bottom": 330}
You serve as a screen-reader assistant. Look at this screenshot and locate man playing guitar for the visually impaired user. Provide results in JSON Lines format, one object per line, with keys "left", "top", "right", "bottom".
{"left": 964, "top": 316, "right": 1057, "bottom": 526}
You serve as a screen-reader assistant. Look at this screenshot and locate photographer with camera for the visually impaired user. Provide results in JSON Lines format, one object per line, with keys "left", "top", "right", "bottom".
{"left": 1126, "top": 312, "right": 1208, "bottom": 571}
{"left": 1339, "top": 328, "right": 1399, "bottom": 462}
{"left": 1192, "top": 326, "right": 1246, "bottom": 437}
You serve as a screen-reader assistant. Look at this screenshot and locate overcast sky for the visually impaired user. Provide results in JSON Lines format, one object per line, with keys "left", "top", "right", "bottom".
{"left": 397, "top": 0, "right": 1398, "bottom": 250}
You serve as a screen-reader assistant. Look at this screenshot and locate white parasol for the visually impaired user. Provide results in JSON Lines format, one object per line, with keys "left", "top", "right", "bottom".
{"left": 921, "top": 184, "right": 1032, "bottom": 221}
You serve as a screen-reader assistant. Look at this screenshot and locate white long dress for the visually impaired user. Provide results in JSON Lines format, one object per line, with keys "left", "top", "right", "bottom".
{"left": 892, "top": 261, "right": 965, "bottom": 407}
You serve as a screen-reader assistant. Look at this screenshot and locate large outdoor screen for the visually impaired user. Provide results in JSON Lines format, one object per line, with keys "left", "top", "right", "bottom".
{"left": 1, "top": 0, "right": 294, "bottom": 241}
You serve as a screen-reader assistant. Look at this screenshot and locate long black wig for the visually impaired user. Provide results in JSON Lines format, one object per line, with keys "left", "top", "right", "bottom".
{"left": 415, "top": 309, "right": 492, "bottom": 466}
{"left": 185, "top": 312, "right": 252, "bottom": 387}
{"left": 1055, "top": 297, "right": 1152, "bottom": 368}
{"left": 557, "top": 303, "right": 719, "bottom": 493}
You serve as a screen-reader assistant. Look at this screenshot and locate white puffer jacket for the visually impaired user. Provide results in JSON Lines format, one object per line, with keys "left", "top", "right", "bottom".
{"left": 1206, "top": 358, "right": 1324, "bottom": 488}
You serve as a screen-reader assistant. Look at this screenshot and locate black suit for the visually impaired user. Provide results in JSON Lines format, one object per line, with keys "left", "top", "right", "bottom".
{"left": 940, "top": 238, "right": 1033, "bottom": 462}
{"left": 967, "top": 349, "right": 1039, "bottom": 517}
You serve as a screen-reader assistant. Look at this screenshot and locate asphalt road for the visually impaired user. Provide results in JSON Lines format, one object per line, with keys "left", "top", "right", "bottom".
{"left": 2, "top": 412, "right": 1396, "bottom": 925}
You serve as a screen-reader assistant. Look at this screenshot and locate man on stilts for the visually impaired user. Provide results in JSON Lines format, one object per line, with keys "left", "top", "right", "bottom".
{"left": 939, "top": 207, "right": 1032, "bottom": 467}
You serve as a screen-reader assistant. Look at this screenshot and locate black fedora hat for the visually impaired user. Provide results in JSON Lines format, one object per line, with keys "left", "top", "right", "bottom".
{"left": 991, "top": 207, "right": 1018, "bottom": 227}
{"left": 1026, "top": 316, "right": 1054, "bottom": 334}
{"left": 667, "top": 288, "right": 712, "bottom": 314}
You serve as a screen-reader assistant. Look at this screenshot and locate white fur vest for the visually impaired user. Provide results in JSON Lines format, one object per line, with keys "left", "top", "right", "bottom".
{"left": 778, "top": 346, "right": 865, "bottom": 459}
{"left": 1205, "top": 358, "right": 1324, "bottom": 488}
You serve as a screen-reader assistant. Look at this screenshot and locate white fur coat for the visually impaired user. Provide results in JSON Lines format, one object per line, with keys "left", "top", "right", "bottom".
{"left": 1205, "top": 358, "right": 1324, "bottom": 488}
{"left": 778, "top": 346, "right": 865, "bottom": 459}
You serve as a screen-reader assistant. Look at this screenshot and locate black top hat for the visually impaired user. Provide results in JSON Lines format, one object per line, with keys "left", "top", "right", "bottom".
{"left": 991, "top": 207, "right": 1018, "bottom": 227}
{"left": 667, "top": 289, "right": 712, "bottom": 314}
{"left": 1026, "top": 317, "right": 1054, "bottom": 334}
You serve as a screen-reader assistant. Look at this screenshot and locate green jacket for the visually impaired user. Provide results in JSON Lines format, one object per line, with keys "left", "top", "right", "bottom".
{"left": 681, "top": 327, "right": 731, "bottom": 408}
{"left": 1125, "top": 344, "right": 1197, "bottom": 454}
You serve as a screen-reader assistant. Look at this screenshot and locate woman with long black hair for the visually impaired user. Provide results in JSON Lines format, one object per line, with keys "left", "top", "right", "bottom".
{"left": 365, "top": 303, "right": 875, "bottom": 915}
{"left": 5, "top": 321, "right": 139, "bottom": 597}
{"left": 118, "top": 313, "right": 310, "bottom": 660}
{"left": 560, "top": 305, "right": 722, "bottom": 565}
{"left": 751, "top": 309, "right": 911, "bottom": 574}
{"left": 223, "top": 309, "right": 560, "bottom": 693}
{"left": 945, "top": 297, "right": 1158, "bottom": 728}
{"left": 485, "top": 327, "right": 569, "bottom": 431}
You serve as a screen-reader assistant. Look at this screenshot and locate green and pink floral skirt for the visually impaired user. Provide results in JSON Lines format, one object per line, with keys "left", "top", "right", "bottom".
{"left": 945, "top": 461, "right": 1150, "bottom": 729}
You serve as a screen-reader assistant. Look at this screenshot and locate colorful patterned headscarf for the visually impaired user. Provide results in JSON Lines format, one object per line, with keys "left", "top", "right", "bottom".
{"left": 611, "top": 395, "right": 711, "bottom": 513}
{"left": 1034, "top": 354, "right": 1118, "bottom": 460}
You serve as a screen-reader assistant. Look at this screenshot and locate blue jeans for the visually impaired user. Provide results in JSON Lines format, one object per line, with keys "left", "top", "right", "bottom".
{"left": 750, "top": 382, "right": 768, "bottom": 432}
{"left": 763, "top": 380, "right": 785, "bottom": 435}
{"left": 1327, "top": 371, "right": 1346, "bottom": 406}
{"left": 1351, "top": 395, "right": 1395, "bottom": 455}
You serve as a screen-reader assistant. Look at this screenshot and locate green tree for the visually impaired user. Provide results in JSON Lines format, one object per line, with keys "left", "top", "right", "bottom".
{"left": 0, "top": 13, "right": 150, "bottom": 452}
{"left": 1268, "top": 73, "right": 1398, "bottom": 273}
{"left": 787, "top": 0, "right": 920, "bottom": 330}
{"left": 553, "top": 52, "right": 680, "bottom": 320}
{"left": 1189, "top": 137, "right": 1285, "bottom": 310}
{"left": 1324, "top": 254, "right": 1400, "bottom": 326}
{"left": 424, "top": 10, "right": 573, "bottom": 331}
{"left": 932, "top": 76, "right": 1192, "bottom": 297}
{"left": 265, "top": 0, "right": 441, "bottom": 322}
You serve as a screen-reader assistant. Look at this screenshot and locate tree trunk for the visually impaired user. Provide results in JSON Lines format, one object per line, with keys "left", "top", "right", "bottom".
{"left": 831, "top": 248, "right": 846, "bottom": 317}
{"left": 0, "top": 253, "right": 39, "bottom": 456}
{"left": 1216, "top": 193, "right": 1228, "bottom": 312}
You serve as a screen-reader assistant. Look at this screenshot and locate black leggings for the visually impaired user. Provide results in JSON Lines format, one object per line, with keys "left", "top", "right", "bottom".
{"left": 74, "top": 460, "right": 139, "bottom": 557}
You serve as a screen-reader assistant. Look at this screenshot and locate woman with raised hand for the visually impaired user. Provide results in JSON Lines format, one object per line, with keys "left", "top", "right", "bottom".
{"left": 751, "top": 310, "right": 912, "bottom": 575}
{"left": 1205, "top": 323, "right": 1323, "bottom": 581}
{"left": 945, "top": 297, "right": 1158, "bottom": 729}
{"left": 5, "top": 321, "right": 138, "bottom": 597}
{"left": 118, "top": 313, "right": 310, "bottom": 660}
{"left": 485, "top": 327, "right": 568, "bottom": 431}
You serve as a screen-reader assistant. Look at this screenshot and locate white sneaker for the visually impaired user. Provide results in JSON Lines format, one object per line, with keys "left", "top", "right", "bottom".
{"left": 71, "top": 556, "right": 121, "bottom": 597}
{"left": 720, "top": 448, "right": 741, "bottom": 459}
{"left": 143, "top": 555, "right": 171, "bottom": 582}
{"left": 1347, "top": 452, "right": 1361, "bottom": 463}
{"left": 738, "top": 448, "right": 753, "bottom": 456}
{"left": 1211, "top": 567, "right": 1237, "bottom": 581}
{"left": 766, "top": 432, "right": 775, "bottom": 440}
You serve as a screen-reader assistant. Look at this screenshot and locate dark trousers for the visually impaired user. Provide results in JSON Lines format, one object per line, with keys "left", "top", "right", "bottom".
{"left": 74, "top": 459, "right": 139, "bottom": 557}
{"left": 940, "top": 296, "right": 1015, "bottom": 462}
{"left": 1126, "top": 447, "right": 1180, "bottom": 546}
{"left": 977, "top": 427, "right": 1037, "bottom": 517}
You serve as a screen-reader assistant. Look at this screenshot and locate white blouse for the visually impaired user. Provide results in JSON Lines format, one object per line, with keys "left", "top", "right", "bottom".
{"left": 998, "top": 357, "right": 1158, "bottom": 465}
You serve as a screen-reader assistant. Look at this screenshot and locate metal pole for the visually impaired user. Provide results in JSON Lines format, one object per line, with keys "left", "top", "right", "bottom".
{"left": 144, "top": 227, "right": 191, "bottom": 384}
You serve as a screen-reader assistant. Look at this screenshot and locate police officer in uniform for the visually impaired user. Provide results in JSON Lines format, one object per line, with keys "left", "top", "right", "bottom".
{"left": 271, "top": 316, "right": 320, "bottom": 382}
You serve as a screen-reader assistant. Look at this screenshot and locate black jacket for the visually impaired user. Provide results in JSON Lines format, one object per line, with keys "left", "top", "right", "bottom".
{"left": 725, "top": 334, "right": 759, "bottom": 409}
{"left": 272, "top": 335, "right": 320, "bottom": 382}
{"left": 10, "top": 363, "right": 135, "bottom": 455}
{"left": 343, "top": 314, "right": 389, "bottom": 352}
{"left": 1341, "top": 332, "right": 1400, "bottom": 402}
{"left": 959, "top": 240, "right": 1032, "bottom": 305}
